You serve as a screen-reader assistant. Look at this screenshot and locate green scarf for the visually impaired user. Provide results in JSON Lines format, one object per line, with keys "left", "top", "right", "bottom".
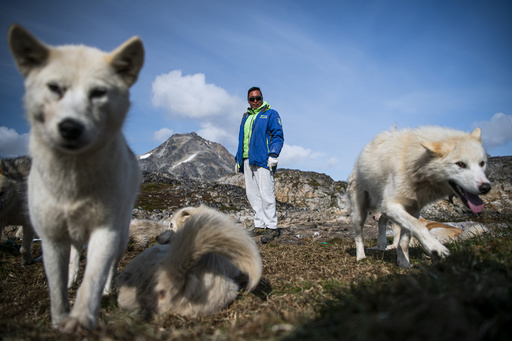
{"left": 243, "top": 101, "right": 270, "bottom": 158}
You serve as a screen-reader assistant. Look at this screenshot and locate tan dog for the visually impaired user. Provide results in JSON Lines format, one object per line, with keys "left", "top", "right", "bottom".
{"left": 348, "top": 126, "right": 491, "bottom": 267}
{"left": 117, "top": 205, "right": 262, "bottom": 317}
{"left": 8, "top": 24, "right": 143, "bottom": 332}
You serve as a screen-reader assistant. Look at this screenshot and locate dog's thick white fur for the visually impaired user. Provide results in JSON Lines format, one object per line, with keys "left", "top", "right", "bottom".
{"left": 348, "top": 126, "right": 491, "bottom": 268}
{"left": 8, "top": 24, "right": 143, "bottom": 332}
{"left": 116, "top": 205, "right": 262, "bottom": 317}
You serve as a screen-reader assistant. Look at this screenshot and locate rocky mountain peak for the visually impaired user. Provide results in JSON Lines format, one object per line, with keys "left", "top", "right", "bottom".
{"left": 138, "top": 132, "right": 235, "bottom": 181}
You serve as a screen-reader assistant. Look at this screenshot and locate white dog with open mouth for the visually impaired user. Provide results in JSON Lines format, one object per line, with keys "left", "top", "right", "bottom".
{"left": 347, "top": 126, "right": 491, "bottom": 267}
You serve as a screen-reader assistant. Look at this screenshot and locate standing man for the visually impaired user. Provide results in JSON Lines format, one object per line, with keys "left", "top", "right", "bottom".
{"left": 235, "top": 86, "right": 284, "bottom": 244}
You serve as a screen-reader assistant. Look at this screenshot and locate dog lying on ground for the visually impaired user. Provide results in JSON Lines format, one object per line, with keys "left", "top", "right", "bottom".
{"left": 8, "top": 24, "right": 143, "bottom": 332}
{"left": 347, "top": 126, "right": 491, "bottom": 267}
{"left": 0, "top": 156, "right": 39, "bottom": 265}
{"left": 117, "top": 205, "right": 262, "bottom": 317}
{"left": 153, "top": 206, "right": 193, "bottom": 245}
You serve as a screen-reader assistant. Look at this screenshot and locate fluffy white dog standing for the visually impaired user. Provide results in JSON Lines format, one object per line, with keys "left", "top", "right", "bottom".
{"left": 8, "top": 24, "right": 143, "bottom": 332}
{"left": 117, "top": 205, "right": 262, "bottom": 317}
{"left": 347, "top": 126, "right": 491, "bottom": 268}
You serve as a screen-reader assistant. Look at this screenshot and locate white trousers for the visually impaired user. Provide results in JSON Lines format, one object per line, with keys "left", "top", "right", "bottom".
{"left": 244, "top": 159, "right": 277, "bottom": 229}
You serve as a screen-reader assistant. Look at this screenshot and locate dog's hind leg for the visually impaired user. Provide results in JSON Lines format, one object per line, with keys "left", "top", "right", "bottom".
{"left": 396, "top": 226, "right": 412, "bottom": 268}
{"left": 20, "top": 225, "right": 36, "bottom": 265}
{"left": 386, "top": 222, "right": 400, "bottom": 250}
{"left": 348, "top": 183, "right": 369, "bottom": 261}
{"left": 375, "top": 214, "right": 389, "bottom": 250}
{"left": 67, "top": 244, "right": 81, "bottom": 289}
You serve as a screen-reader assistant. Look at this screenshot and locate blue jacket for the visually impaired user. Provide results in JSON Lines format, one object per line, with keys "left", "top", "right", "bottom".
{"left": 235, "top": 105, "right": 284, "bottom": 173}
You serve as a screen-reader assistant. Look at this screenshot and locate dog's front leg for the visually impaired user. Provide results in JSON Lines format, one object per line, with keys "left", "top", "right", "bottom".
{"left": 58, "top": 227, "right": 118, "bottom": 333}
{"left": 384, "top": 202, "right": 450, "bottom": 266}
{"left": 103, "top": 222, "right": 129, "bottom": 295}
{"left": 40, "top": 238, "right": 71, "bottom": 327}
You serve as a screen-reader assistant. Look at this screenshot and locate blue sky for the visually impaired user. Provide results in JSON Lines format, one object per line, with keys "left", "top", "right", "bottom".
{"left": 1, "top": 0, "right": 511, "bottom": 181}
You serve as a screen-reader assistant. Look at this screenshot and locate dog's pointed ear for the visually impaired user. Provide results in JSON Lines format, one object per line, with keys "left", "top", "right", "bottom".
{"left": 8, "top": 24, "right": 50, "bottom": 77}
{"left": 470, "top": 128, "right": 482, "bottom": 142}
{"left": 108, "top": 36, "right": 144, "bottom": 87}
{"left": 421, "top": 141, "right": 454, "bottom": 156}
{"left": 180, "top": 209, "right": 192, "bottom": 219}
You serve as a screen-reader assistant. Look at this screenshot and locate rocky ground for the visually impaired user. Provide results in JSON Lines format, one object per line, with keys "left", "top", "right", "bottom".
{"left": 133, "top": 155, "right": 512, "bottom": 247}
{"left": 1, "top": 158, "right": 510, "bottom": 340}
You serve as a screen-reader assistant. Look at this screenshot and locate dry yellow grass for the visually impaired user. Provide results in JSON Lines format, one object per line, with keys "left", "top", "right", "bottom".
{"left": 1, "top": 220, "right": 511, "bottom": 340}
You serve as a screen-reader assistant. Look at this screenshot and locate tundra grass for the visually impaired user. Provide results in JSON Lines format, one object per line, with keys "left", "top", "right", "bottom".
{"left": 1, "top": 222, "right": 510, "bottom": 340}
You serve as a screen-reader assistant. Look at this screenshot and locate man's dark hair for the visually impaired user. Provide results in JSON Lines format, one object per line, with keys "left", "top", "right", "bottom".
{"left": 247, "top": 86, "right": 262, "bottom": 98}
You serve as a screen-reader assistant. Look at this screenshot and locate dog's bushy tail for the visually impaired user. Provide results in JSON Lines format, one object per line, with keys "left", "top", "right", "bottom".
{"left": 164, "top": 208, "right": 262, "bottom": 292}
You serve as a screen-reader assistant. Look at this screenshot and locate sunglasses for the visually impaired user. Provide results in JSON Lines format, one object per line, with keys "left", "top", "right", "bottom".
{"left": 248, "top": 96, "right": 263, "bottom": 102}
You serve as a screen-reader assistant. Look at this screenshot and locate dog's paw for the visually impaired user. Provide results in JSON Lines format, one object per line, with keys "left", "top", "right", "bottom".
{"left": 431, "top": 244, "right": 450, "bottom": 258}
{"left": 397, "top": 258, "right": 411, "bottom": 268}
{"left": 21, "top": 256, "right": 34, "bottom": 266}
{"left": 385, "top": 244, "right": 398, "bottom": 250}
{"left": 430, "top": 248, "right": 450, "bottom": 264}
{"left": 58, "top": 315, "right": 96, "bottom": 334}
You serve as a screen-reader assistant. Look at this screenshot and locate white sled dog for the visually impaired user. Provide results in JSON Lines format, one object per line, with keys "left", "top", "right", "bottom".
{"left": 347, "top": 126, "right": 491, "bottom": 268}
{"left": 117, "top": 205, "right": 262, "bottom": 317}
{"left": 8, "top": 24, "right": 143, "bottom": 332}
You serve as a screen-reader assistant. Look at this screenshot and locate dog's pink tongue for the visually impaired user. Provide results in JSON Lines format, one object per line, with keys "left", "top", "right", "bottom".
{"left": 464, "top": 191, "right": 484, "bottom": 213}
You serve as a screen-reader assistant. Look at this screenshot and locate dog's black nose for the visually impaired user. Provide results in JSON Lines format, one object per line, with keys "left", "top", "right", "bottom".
{"left": 157, "top": 230, "right": 174, "bottom": 245}
{"left": 58, "top": 119, "right": 84, "bottom": 141}
{"left": 479, "top": 182, "right": 491, "bottom": 194}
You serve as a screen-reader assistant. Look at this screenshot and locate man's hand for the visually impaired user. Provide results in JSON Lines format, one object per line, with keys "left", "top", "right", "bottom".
{"left": 268, "top": 156, "right": 278, "bottom": 169}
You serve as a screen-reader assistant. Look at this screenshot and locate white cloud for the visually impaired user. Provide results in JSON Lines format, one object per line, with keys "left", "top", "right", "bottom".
{"left": 153, "top": 127, "right": 174, "bottom": 143}
{"left": 327, "top": 157, "right": 340, "bottom": 167}
{"left": 151, "top": 70, "right": 243, "bottom": 119}
{"left": 472, "top": 113, "right": 512, "bottom": 149}
{"left": 0, "top": 126, "right": 29, "bottom": 157}
{"left": 197, "top": 122, "right": 237, "bottom": 152}
{"left": 278, "top": 143, "right": 326, "bottom": 168}
{"left": 150, "top": 70, "right": 246, "bottom": 152}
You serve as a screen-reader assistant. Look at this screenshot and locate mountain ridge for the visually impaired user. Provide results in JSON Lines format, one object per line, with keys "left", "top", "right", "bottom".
{"left": 138, "top": 132, "right": 235, "bottom": 181}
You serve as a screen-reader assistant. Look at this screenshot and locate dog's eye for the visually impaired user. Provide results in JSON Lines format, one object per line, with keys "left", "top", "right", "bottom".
{"left": 480, "top": 161, "right": 485, "bottom": 168}
{"left": 90, "top": 87, "right": 107, "bottom": 99}
{"left": 47, "top": 82, "right": 63, "bottom": 96}
{"left": 456, "top": 162, "right": 466, "bottom": 169}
